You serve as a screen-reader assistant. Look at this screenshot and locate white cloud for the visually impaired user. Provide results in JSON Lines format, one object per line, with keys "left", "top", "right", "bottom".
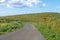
{"left": 0, "top": 0, "right": 5, "bottom": 3}
{"left": 0, "top": 0, "right": 45, "bottom": 8}
{"left": 24, "top": 2, "right": 33, "bottom": 7}
{"left": 42, "top": 3, "right": 46, "bottom": 7}
{"left": 0, "top": 0, "right": 6, "bottom": 6}
{"left": 6, "top": 4, "right": 13, "bottom": 8}
{"left": 8, "top": 0, "right": 20, "bottom": 3}
{"left": 7, "top": 0, "right": 41, "bottom": 8}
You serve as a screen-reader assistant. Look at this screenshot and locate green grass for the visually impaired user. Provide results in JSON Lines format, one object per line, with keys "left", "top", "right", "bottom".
{"left": 36, "top": 25, "right": 60, "bottom": 40}
{"left": 0, "top": 22, "right": 24, "bottom": 35}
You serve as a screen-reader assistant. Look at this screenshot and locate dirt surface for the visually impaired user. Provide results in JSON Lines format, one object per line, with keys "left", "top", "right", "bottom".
{"left": 0, "top": 24, "right": 46, "bottom": 40}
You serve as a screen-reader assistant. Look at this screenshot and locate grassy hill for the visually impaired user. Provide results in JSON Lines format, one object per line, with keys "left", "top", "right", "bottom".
{"left": 0, "top": 12, "right": 60, "bottom": 40}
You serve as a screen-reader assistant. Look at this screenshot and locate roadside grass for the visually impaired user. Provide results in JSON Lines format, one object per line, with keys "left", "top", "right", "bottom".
{"left": 0, "top": 22, "right": 24, "bottom": 35}
{"left": 36, "top": 25, "right": 60, "bottom": 40}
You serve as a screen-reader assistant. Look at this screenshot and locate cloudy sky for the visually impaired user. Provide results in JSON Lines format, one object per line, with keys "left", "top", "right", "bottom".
{"left": 0, "top": 0, "right": 60, "bottom": 16}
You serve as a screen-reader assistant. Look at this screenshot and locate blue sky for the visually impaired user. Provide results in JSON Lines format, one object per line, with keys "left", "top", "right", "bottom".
{"left": 0, "top": 0, "right": 60, "bottom": 16}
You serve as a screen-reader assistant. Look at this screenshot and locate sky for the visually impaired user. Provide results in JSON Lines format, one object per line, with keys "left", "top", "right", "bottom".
{"left": 0, "top": 0, "right": 60, "bottom": 16}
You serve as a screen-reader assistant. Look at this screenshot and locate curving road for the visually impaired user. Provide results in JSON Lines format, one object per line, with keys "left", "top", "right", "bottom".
{"left": 0, "top": 24, "right": 46, "bottom": 40}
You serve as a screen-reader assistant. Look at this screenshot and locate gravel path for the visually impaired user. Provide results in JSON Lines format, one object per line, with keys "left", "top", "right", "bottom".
{"left": 0, "top": 24, "right": 46, "bottom": 40}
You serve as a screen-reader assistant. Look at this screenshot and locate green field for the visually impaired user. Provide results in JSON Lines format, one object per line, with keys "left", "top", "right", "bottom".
{"left": 0, "top": 12, "right": 60, "bottom": 40}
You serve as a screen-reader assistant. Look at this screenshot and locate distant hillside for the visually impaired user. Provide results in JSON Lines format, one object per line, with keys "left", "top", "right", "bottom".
{"left": 0, "top": 12, "right": 60, "bottom": 23}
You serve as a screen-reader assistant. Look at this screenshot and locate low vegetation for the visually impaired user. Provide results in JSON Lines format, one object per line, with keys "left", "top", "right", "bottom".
{"left": 0, "top": 22, "right": 23, "bottom": 35}
{"left": 0, "top": 12, "right": 60, "bottom": 40}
